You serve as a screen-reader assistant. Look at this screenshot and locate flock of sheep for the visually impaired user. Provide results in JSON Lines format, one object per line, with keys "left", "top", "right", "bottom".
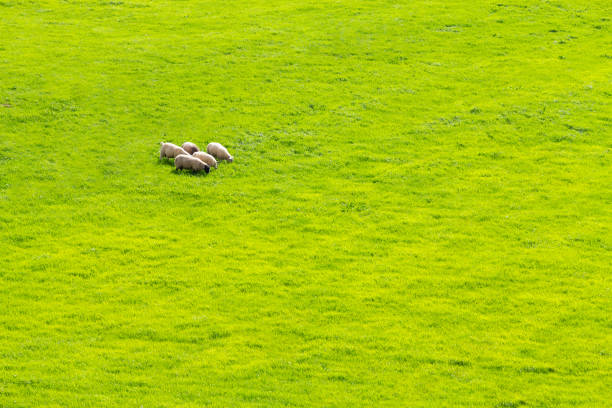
{"left": 159, "top": 141, "right": 234, "bottom": 174}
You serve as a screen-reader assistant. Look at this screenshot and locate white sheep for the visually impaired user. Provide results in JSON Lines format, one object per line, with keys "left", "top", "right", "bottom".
{"left": 160, "top": 142, "right": 189, "bottom": 159}
{"left": 181, "top": 142, "right": 200, "bottom": 155}
{"left": 207, "top": 142, "right": 233, "bottom": 162}
{"left": 193, "top": 151, "right": 218, "bottom": 169}
{"left": 175, "top": 154, "right": 210, "bottom": 173}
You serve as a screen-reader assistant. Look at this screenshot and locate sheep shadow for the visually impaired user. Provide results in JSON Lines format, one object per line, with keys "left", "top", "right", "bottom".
{"left": 157, "top": 157, "right": 174, "bottom": 166}
{"left": 171, "top": 168, "right": 209, "bottom": 177}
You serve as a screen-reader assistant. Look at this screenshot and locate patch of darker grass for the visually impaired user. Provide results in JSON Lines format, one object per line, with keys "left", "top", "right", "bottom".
{"left": 564, "top": 124, "right": 589, "bottom": 133}
{"left": 448, "top": 359, "right": 471, "bottom": 367}
{"left": 209, "top": 330, "right": 231, "bottom": 340}
{"left": 520, "top": 366, "right": 556, "bottom": 374}
{"left": 496, "top": 401, "right": 527, "bottom": 408}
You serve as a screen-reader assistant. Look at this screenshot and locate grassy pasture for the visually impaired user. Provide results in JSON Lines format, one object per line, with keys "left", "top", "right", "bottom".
{"left": 0, "top": 0, "right": 611, "bottom": 406}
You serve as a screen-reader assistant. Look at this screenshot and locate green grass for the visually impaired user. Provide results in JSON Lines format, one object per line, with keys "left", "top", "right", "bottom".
{"left": 1, "top": 0, "right": 611, "bottom": 406}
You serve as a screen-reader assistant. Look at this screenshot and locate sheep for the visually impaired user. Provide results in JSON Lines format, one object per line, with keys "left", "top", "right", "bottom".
{"left": 174, "top": 154, "right": 210, "bottom": 173}
{"left": 160, "top": 142, "right": 189, "bottom": 159}
{"left": 207, "top": 142, "right": 233, "bottom": 162}
{"left": 182, "top": 142, "right": 200, "bottom": 155}
{"left": 193, "top": 151, "right": 218, "bottom": 169}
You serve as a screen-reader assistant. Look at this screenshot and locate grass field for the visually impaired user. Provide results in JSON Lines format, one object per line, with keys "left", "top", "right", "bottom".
{"left": 1, "top": 0, "right": 611, "bottom": 406}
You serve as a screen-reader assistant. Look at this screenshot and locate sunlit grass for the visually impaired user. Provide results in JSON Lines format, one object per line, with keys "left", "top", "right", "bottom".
{"left": 0, "top": 0, "right": 610, "bottom": 406}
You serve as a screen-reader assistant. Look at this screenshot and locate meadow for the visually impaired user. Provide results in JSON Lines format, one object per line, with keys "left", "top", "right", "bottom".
{"left": 0, "top": 0, "right": 611, "bottom": 406}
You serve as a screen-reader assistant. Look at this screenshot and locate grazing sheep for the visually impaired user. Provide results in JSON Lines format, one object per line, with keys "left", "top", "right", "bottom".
{"left": 207, "top": 142, "right": 233, "bottom": 162}
{"left": 175, "top": 154, "right": 210, "bottom": 173}
{"left": 160, "top": 142, "right": 189, "bottom": 159}
{"left": 182, "top": 142, "right": 200, "bottom": 155}
{"left": 193, "top": 151, "right": 218, "bottom": 169}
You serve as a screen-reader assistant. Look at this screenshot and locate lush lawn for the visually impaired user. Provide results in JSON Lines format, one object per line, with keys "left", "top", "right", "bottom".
{"left": 1, "top": 0, "right": 610, "bottom": 406}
